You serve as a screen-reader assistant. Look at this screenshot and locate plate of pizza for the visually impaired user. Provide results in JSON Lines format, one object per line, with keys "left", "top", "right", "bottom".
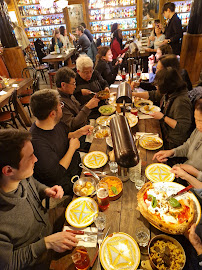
{"left": 137, "top": 181, "right": 201, "bottom": 234}
{"left": 134, "top": 99, "right": 153, "bottom": 108}
{"left": 83, "top": 151, "right": 108, "bottom": 169}
{"left": 145, "top": 163, "right": 175, "bottom": 182}
{"left": 96, "top": 116, "right": 110, "bottom": 126}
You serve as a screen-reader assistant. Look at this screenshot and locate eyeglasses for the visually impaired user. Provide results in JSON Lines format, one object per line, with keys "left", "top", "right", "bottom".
{"left": 60, "top": 101, "right": 64, "bottom": 108}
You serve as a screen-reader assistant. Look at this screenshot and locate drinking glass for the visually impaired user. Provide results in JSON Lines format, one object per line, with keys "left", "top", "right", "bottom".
{"left": 129, "top": 159, "right": 141, "bottom": 183}
{"left": 71, "top": 246, "right": 90, "bottom": 270}
{"left": 96, "top": 182, "right": 109, "bottom": 211}
{"left": 108, "top": 161, "right": 118, "bottom": 173}
{"left": 135, "top": 175, "right": 146, "bottom": 190}
{"left": 135, "top": 227, "right": 150, "bottom": 247}
{"left": 94, "top": 212, "right": 106, "bottom": 231}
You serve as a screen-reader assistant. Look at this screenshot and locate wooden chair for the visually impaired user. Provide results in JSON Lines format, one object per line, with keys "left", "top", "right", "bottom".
{"left": 48, "top": 69, "right": 56, "bottom": 89}
{"left": 0, "top": 90, "right": 27, "bottom": 129}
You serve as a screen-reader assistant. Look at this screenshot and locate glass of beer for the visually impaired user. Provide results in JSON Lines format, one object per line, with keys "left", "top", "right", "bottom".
{"left": 71, "top": 246, "right": 90, "bottom": 270}
{"left": 96, "top": 182, "right": 109, "bottom": 211}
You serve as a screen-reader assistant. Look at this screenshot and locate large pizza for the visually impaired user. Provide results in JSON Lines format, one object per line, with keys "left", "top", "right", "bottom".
{"left": 137, "top": 182, "right": 196, "bottom": 234}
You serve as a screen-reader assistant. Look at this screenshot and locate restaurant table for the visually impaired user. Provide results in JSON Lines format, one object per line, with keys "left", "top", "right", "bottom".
{"left": 50, "top": 117, "right": 163, "bottom": 270}
{"left": 0, "top": 78, "right": 32, "bottom": 126}
{"left": 42, "top": 49, "right": 75, "bottom": 70}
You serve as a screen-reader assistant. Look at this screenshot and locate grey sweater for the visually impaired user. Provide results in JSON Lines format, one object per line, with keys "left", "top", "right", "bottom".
{"left": 174, "top": 128, "right": 202, "bottom": 181}
{"left": 58, "top": 90, "right": 91, "bottom": 131}
{"left": 0, "top": 177, "right": 52, "bottom": 270}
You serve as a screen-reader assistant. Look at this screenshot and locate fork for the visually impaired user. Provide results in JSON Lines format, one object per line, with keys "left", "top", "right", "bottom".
{"left": 78, "top": 236, "right": 97, "bottom": 242}
{"left": 96, "top": 232, "right": 103, "bottom": 270}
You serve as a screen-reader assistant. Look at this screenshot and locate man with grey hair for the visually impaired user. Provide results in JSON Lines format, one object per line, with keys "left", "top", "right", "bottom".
{"left": 30, "top": 89, "right": 93, "bottom": 195}
{"left": 74, "top": 55, "right": 109, "bottom": 119}
{"left": 70, "top": 25, "right": 90, "bottom": 54}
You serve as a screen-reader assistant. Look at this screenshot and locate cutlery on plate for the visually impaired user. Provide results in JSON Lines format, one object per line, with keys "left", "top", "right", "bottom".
{"left": 66, "top": 230, "right": 98, "bottom": 236}
{"left": 166, "top": 185, "right": 193, "bottom": 201}
{"left": 79, "top": 163, "right": 100, "bottom": 181}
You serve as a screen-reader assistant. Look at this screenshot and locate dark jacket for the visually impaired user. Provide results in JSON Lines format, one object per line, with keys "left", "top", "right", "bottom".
{"left": 58, "top": 90, "right": 91, "bottom": 131}
{"left": 84, "top": 28, "right": 93, "bottom": 42}
{"left": 0, "top": 177, "right": 51, "bottom": 270}
{"left": 51, "top": 37, "right": 63, "bottom": 52}
{"left": 95, "top": 59, "right": 119, "bottom": 86}
{"left": 149, "top": 89, "right": 192, "bottom": 148}
{"left": 73, "top": 34, "right": 90, "bottom": 54}
{"left": 165, "top": 13, "right": 183, "bottom": 55}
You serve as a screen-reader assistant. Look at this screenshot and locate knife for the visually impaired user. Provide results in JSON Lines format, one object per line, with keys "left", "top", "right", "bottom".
{"left": 166, "top": 185, "right": 193, "bottom": 201}
{"left": 89, "top": 227, "right": 110, "bottom": 269}
{"left": 66, "top": 230, "right": 98, "bottom": 236}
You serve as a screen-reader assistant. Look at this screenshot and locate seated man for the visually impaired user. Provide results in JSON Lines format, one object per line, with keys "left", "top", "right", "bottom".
{"left": 70, "top": 25, "right": 90, "bottom": 54}
{"left": 30, "top": 89, "right": 93, "bottom": 195}
{"left": 74, "top": 55, "right": 109, "bottom": 119}
{"left": 55, "top": 66, "right": 99, "bottom": 131}
{"left": 0, "top": 129, "right": 78, "bottom": 270}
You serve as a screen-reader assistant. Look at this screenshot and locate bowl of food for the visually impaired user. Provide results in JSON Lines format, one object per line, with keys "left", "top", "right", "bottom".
{"left": 93, "top": 125, "right": 110, "bottom": 139}
{"left": 99, "top": 105, "right": 116, "bottom": 116}
{"left": 100, "top": 176, "right": 123, "bottom": 200}
{"left": 148, "top": 234, "right": 186, "bottom": 270}
{"left": 71, "top": 175, "right": 96, "bottom": 197}
{"left": 96, "top": 89, "right": 110, "bottom": 100}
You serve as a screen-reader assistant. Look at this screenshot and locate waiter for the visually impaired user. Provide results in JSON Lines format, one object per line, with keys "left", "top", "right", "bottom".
{"left": 162, "top": 2, "right": 183, "bottom": 55}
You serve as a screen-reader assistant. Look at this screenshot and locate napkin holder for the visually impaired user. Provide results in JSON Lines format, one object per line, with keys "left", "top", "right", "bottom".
{"left": 110, "top": 114, "right": 139, "bottom": 168}
{"left": 116, "top": 82, "right": 132, "bottom": 104}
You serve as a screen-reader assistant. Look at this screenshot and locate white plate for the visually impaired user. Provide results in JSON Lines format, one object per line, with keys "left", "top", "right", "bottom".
{"left": 99, "top": 105, "right": 116, "bottom": 116}
{"left": 145, "top": 163, "right": 175, "bottom": 183}
{"left": 83, "top": 151, "right": 108, "bottom": 169}
{"left": 152, "top": 182, "right": 201, "bottom": 226}
{"left": 65, "top": 197, "right": 98, "bottom": 228}
{"left": 107, "top": 113, "right": 138, "bottom": 128}
{"left": 140, "top": 105, "right": 161, "bottom": 115}
{"left": 139, "top": 136, "right": 163, "bottom": 150}
{"left": 96, "top": 116, "right": 109, "bottom": 126}
{"left": 100, "top": 232, "right": 140, "bottom": 270}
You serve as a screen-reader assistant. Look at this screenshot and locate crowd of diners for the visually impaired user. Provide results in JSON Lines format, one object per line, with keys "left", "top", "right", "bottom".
{"left": 1, "top": 1, "right": 202, "bottom": 269}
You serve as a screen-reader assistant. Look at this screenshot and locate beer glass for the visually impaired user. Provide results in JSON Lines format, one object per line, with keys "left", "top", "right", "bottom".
{"left": 96, "top": 182, "right": 109, "bottom": 211}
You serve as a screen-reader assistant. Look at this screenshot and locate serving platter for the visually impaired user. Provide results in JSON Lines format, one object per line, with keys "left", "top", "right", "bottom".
{"left": 145, "top": 163, "right": 175, "bottom": 182}
{"left": 100, "top": 232, "right": 140, "bottom": 270}
{"left": 65, "top": 197, "right": 98, "bottom": 228}
{"left": 140, "top": 105, "right": 161, "bottom": 115}
{"left": 83, "top": 151, "right": 108, "bottom": 169}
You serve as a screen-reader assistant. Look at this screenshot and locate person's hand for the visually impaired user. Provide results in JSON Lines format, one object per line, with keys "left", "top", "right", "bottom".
{"left": 69, "top": 33, "right": 76, "bottom": 41}
{"left": 150, "top": 112, "right": 164, "bottom": 120}
{"left": 149, "top": 36, "right": 155, "bottom": 41}
{"left": 131, "top": 81, "right": 140, "bottom": 90}
{"left": 186, "top": 224, "right": 202, "bottom": 255}
{"left": 86, "top": 97, "right": 99, "bottom": 109}
{"left": 78, "top": 125, "right": 94, "bottom": 136}
{"left": 45, "top": 185, "right": 64, "bottom": 199}
{"left": 179, "top": 164, "right": 200, "bottom": 178}
{"left": 104, "top": 87, "right": 110, "bottom": 92}
{"left": 171, "top": 166, "right": 188, "bottom": 179}
{"left": 145, "top": 48, "right": 153, "bottom": 52}
{"left": 81, "top": 89, "right": 92, "bottom": 96}
{"left": 45, "top": 231, "right": 78, "bottom": 252}
{"left": 153, "top": 149, "right": 174, "bottom": 162}
{"left": 69, "top": 138, "right": 80, "bottom": 151}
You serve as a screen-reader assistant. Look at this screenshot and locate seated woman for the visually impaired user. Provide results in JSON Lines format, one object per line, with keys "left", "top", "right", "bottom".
{"left": 59, "top": 26, "right": 71, "bottom": 49}
{"left": 133, "top": 67, "right": 192, "bottom": 149}
{"left": 74, "top": 55, "right": 109, "bottom": 119}
{"left": 95, "top": 46, "right": 122, "bottom": 86}
{"left": 51, "top": 29, "right": 63, "bottom": 52}
{"left": 132, "top": 54, "right": 192, "bottom": 91}
{"left": 111, "top": 29, "right": 129, "bottom": 61}
{"left": 146, "top": 25, "right": 165, "bottom": 53}
{"left": 153, "top": 97, "right": 202, "bottom": 178}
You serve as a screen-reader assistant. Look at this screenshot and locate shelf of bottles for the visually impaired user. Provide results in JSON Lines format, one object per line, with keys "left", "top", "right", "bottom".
{"left": 17, "top": 0, "right": 65, "bottom": 44}
{"left": 174, "top": 1, "right": 192, "bottom": 26}
{"left": 88, "top": 0, "right": 137, "bottom": 46}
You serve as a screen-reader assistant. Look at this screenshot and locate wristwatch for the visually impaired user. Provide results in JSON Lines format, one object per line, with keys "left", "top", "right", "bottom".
{"left": 167, "top": 39, "right": 171, "bottom": 43}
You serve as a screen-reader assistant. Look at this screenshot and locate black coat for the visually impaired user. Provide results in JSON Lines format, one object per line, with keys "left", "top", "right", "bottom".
{"left": 95, "top": 59, "right": 119, "bottom": 86}
{"left": 165, "top": 13, "right": 183, "bottom": 55}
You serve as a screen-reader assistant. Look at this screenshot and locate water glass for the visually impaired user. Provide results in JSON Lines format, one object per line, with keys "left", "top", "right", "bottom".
{"left": 71, "top": 246, "right": 90, "bottom": 270}
{"left": 96, "top": 182, "right": 110, "bottom": 211}
{"left": 129, "top": 160, "right": 141, "bottom": 183}
{"left": 135, "top": 227, "right": 150, "bottom": 247}
{"left": 94, "top": 212, "right": 106, "bottom": 231}
{"left": 108, "top": 161, "right": 118, "bottom": 173}
{"left": 135, "top": 175, "right": 146, "bottom": 190}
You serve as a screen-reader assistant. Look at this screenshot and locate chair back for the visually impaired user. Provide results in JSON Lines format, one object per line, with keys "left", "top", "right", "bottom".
{"left": 8, "top": 89, "right": 19, "bottom": 115}
{"left": 22, "top": 67, "right": 39, "bottom": 92}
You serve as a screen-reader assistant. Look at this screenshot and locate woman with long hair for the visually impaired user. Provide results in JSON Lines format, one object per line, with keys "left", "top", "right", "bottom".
{"left": 51, "top": 29, "right": 63, "bottom": 51}
{"left": 146, "top": 25, "right": 165, "bottom": 52}
{"left": 59, "top": 26, "right": 70, "bottom": 48}
{"left": 110, "top": 29, "right": 129, "bottom": 60}
{"left": 95, "top": 46, "right": 122, "bottom": 86}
